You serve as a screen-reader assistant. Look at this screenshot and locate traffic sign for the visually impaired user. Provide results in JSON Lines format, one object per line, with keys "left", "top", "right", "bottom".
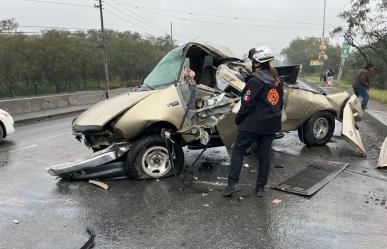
{"left": 341, "top": 44, "right": 350, "bottom": 58}
{"left": 310, "top": 60, "right": 323, "bottom": 66}
{"left": 318, "top": 51, "right": 328, "bottom": 62}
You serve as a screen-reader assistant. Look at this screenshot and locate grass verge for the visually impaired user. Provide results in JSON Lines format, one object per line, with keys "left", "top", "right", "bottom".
{"left": 304, "top": 76, "right": 387, "bottom": 105}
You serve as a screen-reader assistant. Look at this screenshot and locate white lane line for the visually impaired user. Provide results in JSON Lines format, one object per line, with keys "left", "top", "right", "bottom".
{"left": 12, "top": 144, "right": 38, "bottom": 151}
{"left": 0, "top": 132, "right": 69, "bottom": 153}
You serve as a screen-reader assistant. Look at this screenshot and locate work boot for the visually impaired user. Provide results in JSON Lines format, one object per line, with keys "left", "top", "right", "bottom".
{"left": 273, "top": 132, "right": 285, "bottom": 139}
{"left": 256, "top": 186, "right": 265, "bottom": 198}
{"left": 223, "top": 184, "right": 241, "bottom": 197}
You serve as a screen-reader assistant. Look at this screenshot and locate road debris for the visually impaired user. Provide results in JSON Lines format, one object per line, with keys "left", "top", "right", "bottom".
{"left": 193, "top": 176, "right": 199, "bottom": 181}
{"left": 199, "top": 162, "right": 215, "bottom": 171}
{"left": 377, "top": 137, "right": 387, "bottom": 168}
{"left": 156, "top": 179, "right": 160, "bottom": 182}
{"left": 80, "top": 229, "right": 95, "bottom": 249}
{"left": 12, "top": 220, "right": 19, "bottom": 224}
{"left": 204, "top": 204, "right": 210, "bottom": 207}
{"left": 272, "top": 199, "right": 282, "bottom": 204}
{"left": 274, "top": 164, "right": 284, "bottom": 168}
{"left": 365, "top": 192, "right": 387, "bottom": 208}
{"left": 243, "top": 163, "right": 249, "bottom": 168}
{"left": 201, "top": 193, "right": 208, "bottom": 197}
{"left": 216, "top": 176, "right": 228, "bottom": 180}
{"left": 88, "top": 180, "right": 108, "bottom": 190}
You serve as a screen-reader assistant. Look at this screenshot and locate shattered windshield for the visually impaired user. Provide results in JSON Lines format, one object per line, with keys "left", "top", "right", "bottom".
{"left": 143, "top": 46, "right": 184, "bottom": 88}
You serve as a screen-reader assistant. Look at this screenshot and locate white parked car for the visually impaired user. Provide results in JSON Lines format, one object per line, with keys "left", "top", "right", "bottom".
{"left": 0, "top": 109, "right": 15, "bottom": 142}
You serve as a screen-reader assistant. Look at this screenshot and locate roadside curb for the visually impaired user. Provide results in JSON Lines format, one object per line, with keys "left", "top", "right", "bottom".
{"left": 364, "top": 110, "right": 387, "bottom": 137}
{"left": 14, "top": 106, "right": 89, "bottom": 126}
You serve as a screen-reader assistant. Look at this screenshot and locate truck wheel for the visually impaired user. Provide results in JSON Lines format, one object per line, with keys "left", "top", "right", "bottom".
{"left": 126, "top": 134, "right": 184, "bottom": 179}
{"left": 298, "top": 111, "right": 335, "bottom": 146}
{"left": 0, "top": 123, "right": 4, "bottom": 142}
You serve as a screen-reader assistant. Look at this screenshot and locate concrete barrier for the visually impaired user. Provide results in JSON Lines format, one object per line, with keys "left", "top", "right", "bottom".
{"left": 0, "top": 88, "right": 130, "bottom": 115}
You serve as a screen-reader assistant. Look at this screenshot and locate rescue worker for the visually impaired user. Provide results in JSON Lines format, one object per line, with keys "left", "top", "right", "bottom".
{"left": 223, "top": 47, "right": 283, "bottom": 197}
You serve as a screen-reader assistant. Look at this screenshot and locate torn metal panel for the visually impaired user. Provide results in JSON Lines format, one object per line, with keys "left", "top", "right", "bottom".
{"left": 377, "top": 136, "right": 387, "bottom": 168}
{"left": 47, "top": 143, "right": 130, "bottom": 176}
{"left": 341, "top": 95, "right": 366, "bottom": 157}
{"left": 216, "top": 64, "right": 245, "bottom": 92}
{"left": 217, "top": 101, "right": 240, "bottom": 155}
{"left": 274, "top": 162, "right": 348, "bottom": 196}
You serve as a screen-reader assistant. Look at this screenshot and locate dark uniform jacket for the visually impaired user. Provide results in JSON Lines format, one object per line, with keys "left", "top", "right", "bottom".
{"left": 235, "top": 71, "right": 283, "bottom": 134}
{"left": 353, "top": 68, "right": 371, "bottom": 90}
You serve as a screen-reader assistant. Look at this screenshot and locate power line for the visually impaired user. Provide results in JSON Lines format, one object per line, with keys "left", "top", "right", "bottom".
{"left": 114, "top": 2, "right": 322, "bottom": 26}
{"left": 110, "top": 0, "right": 170, "bottom": 34}
{"left": 107, "top": 0, "right": 190, "bottom": 41}
{"left": 113, "top": 5, "right": 323, "bottom": 30}
{"left": 22, "top": 0, "right": 93, "bottom": 8}
{"left": 104, "top": 2, "right": 164, "bottom": 35}
{"left": 103, "top": 8, "right": 157, "bottom": 35}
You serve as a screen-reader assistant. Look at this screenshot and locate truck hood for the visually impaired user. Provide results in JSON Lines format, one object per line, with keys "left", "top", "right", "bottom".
{"left": 73, "top": 90, "right": 155, "bottom": 132}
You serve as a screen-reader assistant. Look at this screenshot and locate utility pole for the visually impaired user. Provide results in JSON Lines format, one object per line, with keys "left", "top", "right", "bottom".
{"left": 320, "top": 0, "right": 327, "bottom": 77}
{"left": 170, "top": 22, "right": 173, "bottom": 47}
{"left": 95, "top": 0, "right": 110, "bottom": 99}
{"left": 337, "top": 57, "right": 346, "bottom": 81}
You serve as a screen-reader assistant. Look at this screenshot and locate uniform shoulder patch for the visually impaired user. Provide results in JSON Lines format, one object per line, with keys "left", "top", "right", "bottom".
{"left": 267, "top": 88, "right": 280, "bottom": 106}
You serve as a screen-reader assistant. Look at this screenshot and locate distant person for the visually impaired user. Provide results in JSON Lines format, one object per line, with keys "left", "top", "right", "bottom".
{"left": 321, "top": 73, "right": 327, "bottom": 85}
{"left": 352, "top": 63, "right": 374, "bottom": 110}
{"left": 326, "top": 68, "right": 335, "bottom": 87}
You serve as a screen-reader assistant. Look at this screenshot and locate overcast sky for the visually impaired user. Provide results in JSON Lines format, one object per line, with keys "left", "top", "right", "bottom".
{"left": 2, "top": 0, "right": 350, "bottom": 56}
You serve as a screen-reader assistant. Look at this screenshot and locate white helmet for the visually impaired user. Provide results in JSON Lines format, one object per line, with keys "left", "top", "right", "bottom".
{"left": 249, "top": 46, "right": 274, "bottom": 63}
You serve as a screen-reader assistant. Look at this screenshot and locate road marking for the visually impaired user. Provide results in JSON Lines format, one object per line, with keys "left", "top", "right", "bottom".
{"left": 11, "top": 144, "right": 38, "bottom": 151}
{"left": 0, "top": 132, "right": 69, "bottom": 153}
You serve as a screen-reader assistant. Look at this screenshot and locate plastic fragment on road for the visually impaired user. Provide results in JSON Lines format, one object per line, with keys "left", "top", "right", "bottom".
{"left": 88, "top": 180, "right": 108, "bottom": 190}
{"left": 81, "top": 229, "right": 95, "bottom": 249}
{"left": 156, "top": 179, "right": 160, "bottom": 182}
{"left": 201, "top": 193, "right": 208, "bottom": 197}
{"left": 193, "top": 176, "right": 199, "bottom": 181}
{"left": 12, "top": 220, "right": 19, "bottom": 224}
{"left": 272, "top": 199, "right": 282, "bottom": 204}
{"left": 243, "top": 163, "right": 249, "bottom": 168}
{"left": 377, "top": 136, "right": 387, "bottom": 168}
{"left": 204, "top": 204, "right": 210, "bottom": 207}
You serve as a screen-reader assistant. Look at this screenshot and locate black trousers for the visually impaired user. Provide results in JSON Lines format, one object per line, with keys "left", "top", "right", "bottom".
{"left": 228, "top": 130, "right": 274, "bottom": 188}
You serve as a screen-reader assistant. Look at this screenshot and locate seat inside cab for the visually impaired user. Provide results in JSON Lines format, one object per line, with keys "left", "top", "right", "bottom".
{"left": 184, "top": 45, "right": 218, "bottom": 88}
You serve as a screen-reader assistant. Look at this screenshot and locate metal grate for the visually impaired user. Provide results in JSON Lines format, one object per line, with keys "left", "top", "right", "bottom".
{"left": 274, "top": 162, "right": 348, "bottom": 196}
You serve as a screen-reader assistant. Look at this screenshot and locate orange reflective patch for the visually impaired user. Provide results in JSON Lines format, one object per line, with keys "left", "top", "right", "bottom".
{"left": 267, "top": 89, "right": 280, "bottom": 106}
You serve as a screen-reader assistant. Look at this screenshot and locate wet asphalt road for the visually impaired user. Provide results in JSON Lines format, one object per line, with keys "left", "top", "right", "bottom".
{"left": 1, "top": 116, "right": 387, "bottom": 249}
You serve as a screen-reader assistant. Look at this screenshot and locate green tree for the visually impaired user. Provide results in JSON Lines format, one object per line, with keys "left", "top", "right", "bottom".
{"left": 281, "top": 37, "right": 341, "bottom": 75}
{"left": 332, "top": 0, "right": 387, "bottom": 89}
{"left": 0, "top": 18, "right": 175, "bottom": 97}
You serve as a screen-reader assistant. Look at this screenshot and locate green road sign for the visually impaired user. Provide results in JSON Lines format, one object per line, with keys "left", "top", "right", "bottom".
{"left": 341, "top": 44, "right": 350, "bottom": 58}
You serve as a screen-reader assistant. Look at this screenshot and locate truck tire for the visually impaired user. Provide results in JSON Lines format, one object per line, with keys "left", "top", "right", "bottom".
{"left": 126, "top": 134, "right": 184, "bottom": 179}
{"left": 0, "top": 123, "right": 4, "bottom": 142}
{"left": 298, "top": 111, "right": 335, "bottom": 146}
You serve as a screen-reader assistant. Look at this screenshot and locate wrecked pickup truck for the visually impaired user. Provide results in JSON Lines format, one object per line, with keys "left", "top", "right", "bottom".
{"left": 48, "top": 42, "right": 365, "bottom": 180}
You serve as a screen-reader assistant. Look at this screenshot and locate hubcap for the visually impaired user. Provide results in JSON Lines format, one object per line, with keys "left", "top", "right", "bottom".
{"left": 141, "top": 146, "right": 171, "bottom": 178}
{"left": 313, "top": 117, "right": 329, "bottom": 140}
